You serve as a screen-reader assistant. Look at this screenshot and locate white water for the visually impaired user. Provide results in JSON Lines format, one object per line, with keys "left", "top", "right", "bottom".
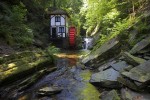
{"left": 83, "top": 37, "right": 93, "bottom": 50}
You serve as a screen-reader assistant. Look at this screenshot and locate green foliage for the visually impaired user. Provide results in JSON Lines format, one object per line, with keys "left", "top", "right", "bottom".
{"left": 80, "top": 0, "right": 118, "bottom": 32}
{"left": 46, "top": 45, "right": 60, "bottom": 55}
{"left": 81, "top": 0, "right": 150, "bottom": 51}
{"left": 0, "top": 2, "right": 33, "bottom": 47}
{"left": 46, "top": 45, "right": 60, "bottom": 60}
{"left": 76, "top": 35, "right": 83, "bottom": 49}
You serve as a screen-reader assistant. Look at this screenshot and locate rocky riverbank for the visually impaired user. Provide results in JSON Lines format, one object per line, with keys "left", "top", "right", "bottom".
{"left": 81, "top": 34, "right": 150, "bottom": 99}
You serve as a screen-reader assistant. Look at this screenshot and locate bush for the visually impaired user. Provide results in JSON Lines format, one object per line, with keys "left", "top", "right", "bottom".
{"left": 76, "top": 35, "right": 83, "bottom": 49}
{"left": 46, "top": 45, "right": 60, "bottom": 60}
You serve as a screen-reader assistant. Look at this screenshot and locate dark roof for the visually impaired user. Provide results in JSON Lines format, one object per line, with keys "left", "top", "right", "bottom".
{"left": 48, "top": 9, "right": 69, "bottom": 17}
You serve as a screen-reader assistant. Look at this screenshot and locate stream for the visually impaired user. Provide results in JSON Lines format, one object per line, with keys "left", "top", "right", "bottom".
{"left": 0, "top": 50, "right": 100, "bottom": 100}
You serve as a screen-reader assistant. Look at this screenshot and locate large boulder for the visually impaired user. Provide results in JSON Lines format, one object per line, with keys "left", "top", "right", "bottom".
{"left": 121, "top": 60, "right": 150, "bottom": 83}
{"left": 82, "top": 37, "right": 120, "bottom": 68}
{"left": 122, "top": 52, "right": 146, "bottom": 66}
{"left": 90, "top": 68, "right": 121, "bottom": 88}
{"left": 130, "top": 35, "right": 150, "bottom": 54}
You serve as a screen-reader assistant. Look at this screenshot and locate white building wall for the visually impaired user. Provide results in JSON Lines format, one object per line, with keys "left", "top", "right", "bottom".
{"left": 61, "top": 16, "right": 65, "bottom": 25}
{"left": 51, "top": 16, "right": 55, "bottom": 26}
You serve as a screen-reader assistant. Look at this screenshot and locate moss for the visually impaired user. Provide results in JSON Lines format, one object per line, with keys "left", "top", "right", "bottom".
{"left": 74, "top": 70, "right": 100, "bottom": 100}
{"left": 0, "top": 51, "right": 34, "bottom": 64}
{"left": 80, "top": 70, "right": 92, "bottom": 81}
{"left": 79, "top": 83, "right": 100, "bottom": 100}
{"left": 0, "top": 50, "right": 53, "bottom": 86}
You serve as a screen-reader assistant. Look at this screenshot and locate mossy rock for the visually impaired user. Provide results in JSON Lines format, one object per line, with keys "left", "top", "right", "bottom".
{"left": 0, "top": 51, "right": 54, "bottom": 86}
{"left": 18, "top": 67, "right": 57, "bottom": 91}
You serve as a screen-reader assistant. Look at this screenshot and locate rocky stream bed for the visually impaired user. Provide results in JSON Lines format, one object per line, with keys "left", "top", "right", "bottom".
{"left": 0, "top": 35, "right": 150, "bottom": 100}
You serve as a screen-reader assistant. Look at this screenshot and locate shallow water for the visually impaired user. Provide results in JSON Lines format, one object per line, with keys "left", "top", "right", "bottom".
{"left": 0, "top": 50, "right": 100, "bottom": 100}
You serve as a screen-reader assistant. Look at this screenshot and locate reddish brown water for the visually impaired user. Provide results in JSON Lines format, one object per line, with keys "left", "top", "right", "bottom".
{"left": 54, "top": 51, "right": 80, "bottom": 67}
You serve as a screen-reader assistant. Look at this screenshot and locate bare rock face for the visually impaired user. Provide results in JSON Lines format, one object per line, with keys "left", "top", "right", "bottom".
{"left": 82, "top": 37, "right": 120, "bottom": 68}
{"left": 90, "top": 68, "right": 121, "bottom": 88}
{"left": 130, "top": 35, "right": 150, "bottom": 54}
{"left": 121, "top": 60, "right": 150, "bottom": 83}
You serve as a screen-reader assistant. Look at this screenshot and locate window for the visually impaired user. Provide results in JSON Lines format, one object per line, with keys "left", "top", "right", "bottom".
{"left": 55, "top": 16, "right": 60, "bottom": 22}
{"left": 59, "top": 27, "right": 64, "bottom": 33}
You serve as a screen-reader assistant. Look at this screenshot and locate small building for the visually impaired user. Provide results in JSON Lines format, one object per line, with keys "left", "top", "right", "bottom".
{"left": 49, "top": 9, "right": 69, "bottom": 39}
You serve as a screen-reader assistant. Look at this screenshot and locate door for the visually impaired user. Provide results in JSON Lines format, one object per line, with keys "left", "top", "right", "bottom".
{"left": 52, "top": 27, "right": 57, "bottom": 38}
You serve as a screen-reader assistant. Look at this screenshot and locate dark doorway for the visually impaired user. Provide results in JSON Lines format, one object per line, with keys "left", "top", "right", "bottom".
{"left": 52, "top": 27, "right": 57, "bottom": 38}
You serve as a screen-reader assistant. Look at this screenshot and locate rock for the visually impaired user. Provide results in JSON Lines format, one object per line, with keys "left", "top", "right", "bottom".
{"left": 134, "top": 81, "right": 143, "bottom": 87}
{"left": 0, "top": 50, "right": 53, "bottom": 86}
{"left": 98, "top": 60, "right": 116, "bottom": 71}
{"left": 128, "top": 30, "right": 138, "bottom": 43}
{"left": 130, "top": 35, "right": 150, "bottom": 54}
{"left": 122, "top": 52, "right": 146, "bottom": 66}
{"left": 121, "top": 60, "right": 150, "bottom": 83}
{"left": 18, "top": 67, "right": 57, "bottom": 92}
{"left": 124, "top": 65, "right": 134, "bottom": 71}
{"left": 144, "top": 56, "right": 150, "bottom": 60}
{"left": 82, "top": 37, "right": 120, "bottom": 68}
{"left": 101, "top": 90, "right": 120, "bottom": 100}
{"left": 117, "top": 77, "right": 138, "bottom": 91}
{"left": 121, "top": 88, "right": 150, "bottom": 100}
{"left": 90, "top": 68, "right": 121, "bottom": 88}
{"left": 38, "top": 86, "right": 62, "bottom": 96}
{"left": 111, "top": 61, "right": 129, "bottom": 72}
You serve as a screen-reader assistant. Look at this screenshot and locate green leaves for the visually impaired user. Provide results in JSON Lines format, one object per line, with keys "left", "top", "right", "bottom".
{"left": 0, "top": 2, "right": 33, "bottom": 47}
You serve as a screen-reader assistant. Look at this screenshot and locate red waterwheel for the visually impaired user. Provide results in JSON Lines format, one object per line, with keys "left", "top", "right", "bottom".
{"left": 69, "top": 27, "right": 76, "bottom": 47}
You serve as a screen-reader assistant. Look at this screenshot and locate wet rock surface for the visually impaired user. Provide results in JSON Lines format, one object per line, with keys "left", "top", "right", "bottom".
{"left": 31, "top": 60, "right": 100, "bottom": 100}
{"left": 0, "top": 51, "right": 100, "bottom": 100}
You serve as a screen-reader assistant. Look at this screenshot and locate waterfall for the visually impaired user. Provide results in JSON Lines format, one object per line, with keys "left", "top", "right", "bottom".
{"left": 83, "top": 37, "right": 93, "bottom": 50}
